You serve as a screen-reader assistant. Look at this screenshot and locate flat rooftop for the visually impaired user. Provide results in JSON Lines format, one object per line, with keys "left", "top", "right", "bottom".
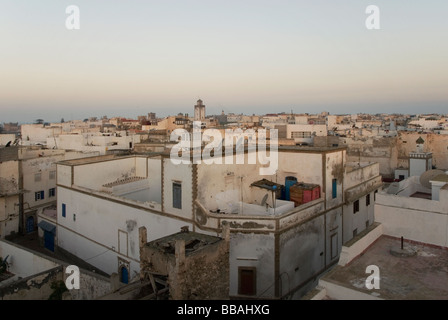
{"left": 322, "top": 236, "right": 448, "bottom": 300}
{"left": 410, "top": 192, "right": 432, "bottom": 200}
{"left": 146, "top": 231, "right": 222, "bottom": 256}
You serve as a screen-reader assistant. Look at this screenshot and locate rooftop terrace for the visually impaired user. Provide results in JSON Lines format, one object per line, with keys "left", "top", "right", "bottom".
{"left": 320, "top": 236, "right": 448, "bottom": 300}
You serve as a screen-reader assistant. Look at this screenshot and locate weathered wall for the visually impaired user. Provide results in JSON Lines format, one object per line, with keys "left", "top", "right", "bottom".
{"left": 163, "top": 158, "right": 193, "bottom": 219}
{"left": 342, "top": 191, "right": 375, "bottom": 243}
{"left": 66, "top": 267, "right": 112, "bottom": 300}
{"left": 179, "top": 239, "right": 229, "bottom": 299}
{"left": 0, "top": 158, "right": 20, "bottom": 237}
{"left": 0, "top": 240, "right": 59, "bottom": 277}
{"left": 57, "top": 187, "right": 191, "bottom": 276}
{"left": 21, "top": 124, "right": 62, "bottom": 143}
{"left": 345, "top": 163, "right": 380, "bottom": 190}
{"left": 279, "top": 214, "right": 326, "bottom": 298}
{"left": 140, "top": 233, "right": 229, "bottom": 300}
{"left": 0, "top": 197, "right": 20, "bottom": 238}
{"left": 375, "top": 188, "right": 448, "bottom": 247}
{"left": 22, "top": 156, "right": 60, "bottom": 208}
{"left": 343, "top": 137, "right": 398, "bottom": 176}
{"left": 338, "top": 223, "right": 383, "bottom": 266}
{"left": 0, "top": 134, "right": 17, "bottom": 146}
{"left": 73, "top": 157, "right": 137, "bottom": 190}
{"left": 326, "top": 150, "right": 345, "bottom": 208}
{"left": 229, "top": 232, "right": 275, "bottom": 298}
{"left": 196, "top": 151, "right": 326, "bottom": 213}
{"left": 0, "top": 266, "right": 63, "bottom": 300}
{"left": 147, "top": 157, "right": 162, "bottom": 203}
{"left": 344, "top": 133, "right": 448, "bottom": 176}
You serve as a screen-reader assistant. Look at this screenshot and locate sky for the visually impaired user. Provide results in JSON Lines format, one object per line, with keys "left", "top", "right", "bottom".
{"left": 1, "top": 0, "right": 447, "bottom": 124}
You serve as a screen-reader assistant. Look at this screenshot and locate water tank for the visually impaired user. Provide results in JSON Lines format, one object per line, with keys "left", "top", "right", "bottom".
{"left": 285, "top": 176, "right": 298, "bottom": 201}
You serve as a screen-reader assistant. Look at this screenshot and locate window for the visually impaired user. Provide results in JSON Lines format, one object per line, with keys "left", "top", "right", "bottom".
{"left": 238, "top": 267, "right": 256, "bottom": 296}
{"left": 34, "top": 173, "right": 41, "bottom": 182}
{"left": 353, "top": 228, "right": 358, "bottom": 237}
{"left": 49, "top": 170, "right": 56, "bottom": 180}
{"left": 332, "top": 179, "right": 337, "bottom": 199}
{"left": 353, "top": 200, "right": 360, "bottom": 213}
{"left": 49, "top": 188, "right": 56, "bottom": 197}
{"left": 366, "top": 194, "right": 370, "bottom": 206}
{"left": 291, "top": 131, "right": 312, "bottom": 139}
{"left": 173, "top": 182, "right": 182, "bottom": 209}
{"left": 62, "top": 203, "right": 66, "bottom": 218}
{"left": 35, "top": 191, "right": 44, "bottom": 201}
{"left": 374, "top": 189, "right": 378, "bottom": 201}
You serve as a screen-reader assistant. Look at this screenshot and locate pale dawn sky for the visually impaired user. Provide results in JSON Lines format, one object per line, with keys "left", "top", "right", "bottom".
{"left": 1, "top": 1, "right": 447, "bottom": 123}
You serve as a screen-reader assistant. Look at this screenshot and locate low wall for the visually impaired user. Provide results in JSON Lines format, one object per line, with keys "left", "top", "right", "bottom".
{"left": 338, "top": 223, "right": 383, "bottom": 266}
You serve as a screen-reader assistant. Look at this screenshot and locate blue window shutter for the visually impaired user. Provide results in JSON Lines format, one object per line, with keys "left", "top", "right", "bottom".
{"left": 62, "top": 203, "right": 66, "bottom": 218}
{"left": 332, "top": 179, "right": 337, "bottom": 199}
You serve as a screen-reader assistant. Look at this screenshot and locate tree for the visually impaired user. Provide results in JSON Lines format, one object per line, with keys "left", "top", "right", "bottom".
{"left": 48, "top": 280, "right": 68, "bottom": 300}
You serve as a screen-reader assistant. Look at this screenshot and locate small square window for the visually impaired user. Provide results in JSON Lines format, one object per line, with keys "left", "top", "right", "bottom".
{"left": 49, "top": 171, "right": 56, "bottom": 180}
{"left": 49, "top": 188, "right": 56, "bottom": 197}
{"left": 35, "top": 173, "right": 42, "bottom": 182}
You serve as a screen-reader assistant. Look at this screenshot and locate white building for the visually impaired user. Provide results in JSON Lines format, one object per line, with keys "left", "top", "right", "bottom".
{"left": 0, "top": 148, "right": 21, "bottom": 239}
{"left": 46, "top": 132, "right": 141, "bottom": 155}
{"left": 19, "top": 148, "right": 99, "bottom": 240}
{"left": 286, "top": 124, "right": 328, "bottom": 145}
{"left": 308, "top": 170, "right": 448, "bottom": 300}
{"left": 55, "top": 146, "right": 382, "bottom": 298}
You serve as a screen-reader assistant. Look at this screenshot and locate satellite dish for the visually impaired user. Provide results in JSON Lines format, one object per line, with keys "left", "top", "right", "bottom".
{"left": 420, "top": 169, "right": 445, "bottom": 189}
{"left": 261, "top": 194, "right": 269, "bottom": 206}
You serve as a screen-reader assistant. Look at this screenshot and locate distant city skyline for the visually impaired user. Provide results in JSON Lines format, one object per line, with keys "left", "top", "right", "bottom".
{"left": 1, "top": 1, "right": 447, "bottom": 124}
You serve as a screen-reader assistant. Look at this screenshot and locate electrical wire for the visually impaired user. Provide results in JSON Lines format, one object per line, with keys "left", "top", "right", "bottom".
{"left": 83, "top": 248, "right": 112, "bottom": 262}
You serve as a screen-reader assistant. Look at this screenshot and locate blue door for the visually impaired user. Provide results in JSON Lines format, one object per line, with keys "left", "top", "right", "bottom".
{"left": 121, "top": 267, "right": 129, "bottom": 284}
{"left": 44, "top": 230, "right": 55, "bottom": 252}
{"left": 26, "top": 216, "right": 34, "bottom": 233}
